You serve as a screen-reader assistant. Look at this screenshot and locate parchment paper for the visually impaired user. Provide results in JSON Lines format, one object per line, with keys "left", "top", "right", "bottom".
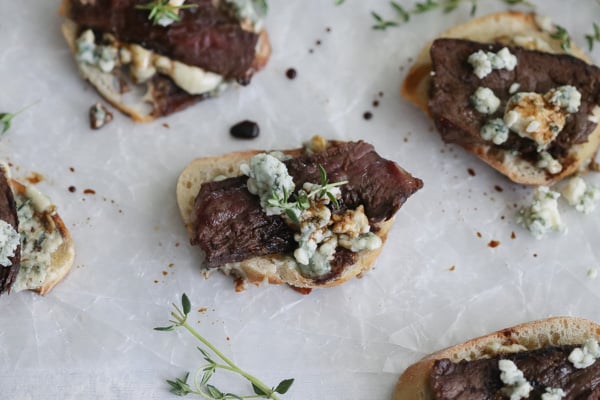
{"left": 1, "top": 1, "right": 599, "bottom": 399}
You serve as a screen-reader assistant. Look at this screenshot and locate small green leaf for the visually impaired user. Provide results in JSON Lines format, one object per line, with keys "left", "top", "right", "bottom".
{"left": 327, "top": 192, "right": 340, "bottom": 209}
{"left": 201, "top": 369, "right": 214, "bottom": 385}
{"left": 285, "top": 208, "right": 300, "bottom": 224}
{"left": 252, "top": 383, "right": 269, "bottom": 396}
{"left": 197, "top": 347, "right": 215, "bottom": 363}
{"left": 390, "top": 1, "right": 409, "bottom": 22}
{"left": 318, "top": 164, "right": 328, "bottom": 186}
{"left": 207, "top": 384, "right": 224, "bottom": 399}
{"left": 274, "top": 378, "right": 294, "bottom": 394}
{"left": 154, "top": 325, "right": 176, "bottom": 331}
{"left": 167, "top": 372, "right": 192, "bottom": 396}
{"left": 181, "top": 293, "right": 191, "bottom": 316}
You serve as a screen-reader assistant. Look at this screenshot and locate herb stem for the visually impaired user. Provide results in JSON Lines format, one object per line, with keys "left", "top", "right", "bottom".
{"left": 179, "top": 318, "right": 280, "bottom": 399}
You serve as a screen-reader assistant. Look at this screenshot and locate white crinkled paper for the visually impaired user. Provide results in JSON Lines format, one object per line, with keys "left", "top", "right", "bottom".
{"left": 1, "top": 1, "right": 600, "bottom": 399}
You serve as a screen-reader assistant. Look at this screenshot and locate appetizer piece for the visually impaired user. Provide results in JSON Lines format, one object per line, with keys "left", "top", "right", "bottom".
{"left": 402, "top": 12, "right": 600, "bottom": 185}
{"left": 394, "top": 316, "right": 600, "bottom": 399}
{"left": 0, "top": 165, "right": 74, "bottom": 296}
{"left": 176, "top": 136, "right": 423, "bottom": 292}
{"left": 59, "top": 0, "right": 271, "bottom": 122}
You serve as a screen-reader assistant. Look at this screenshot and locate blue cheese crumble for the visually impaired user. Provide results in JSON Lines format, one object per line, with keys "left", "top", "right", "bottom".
{"left": 76, "top": 30, "right": 118, "bottom": 73}
{"left": 536, "top": 151, "right": 563, "bottom": 175}
{"left": 470, "top": 87, "right": 501, "bottom": 114}
{"left": 498, "top": 359, "right": 533, "bottom": 400}
{"left": 541, "top": 388, "right": 566, "bottom": 400}
{"left": 0, "top": 220, "right": 20, "bottom": 267}
{"left": 240, "top": 153, "right": 296, "bottom": 216}
{"left": 568, "top": 339, "right": 600, "bottom": 369}
{"left": 561, "top": 176, "right": 600, "bottom": 214}
{"left": 546, "top": 85, "right": 581, "bottom": 113}
{"left": 516, "top": 186, "right": 564, "bottom": 239}
{"left": 468, "top": 47, "right": 517, "bottom": 79}
{"left": 480, "top": 118, "right": 509, "bottom": 145}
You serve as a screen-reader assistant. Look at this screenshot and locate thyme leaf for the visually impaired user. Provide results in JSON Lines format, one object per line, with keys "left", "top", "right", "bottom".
{"left": 156, "top": 294, "right": 294, "bottom": 399}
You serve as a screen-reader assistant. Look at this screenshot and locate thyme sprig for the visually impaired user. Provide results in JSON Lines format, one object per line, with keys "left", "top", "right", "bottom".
{"left": 370, "top": 0, "right": 534, "bottom": 31}
{"left": 550, "top": 25, "right": 572, "bottom": 52}
{"left": 0, "top": 102, "right": 38, "bottom": 135}
{"left": 266, "top": 165, "right": 347, "bottom": 224}
{"left": 585, "top": 22, "right": 600, "bottom": 51}
{"left": 136, "top": 0, "right": 198, "bottom": 26}
{"left": 156, "top": 294, "right": 294, "bottom": 399}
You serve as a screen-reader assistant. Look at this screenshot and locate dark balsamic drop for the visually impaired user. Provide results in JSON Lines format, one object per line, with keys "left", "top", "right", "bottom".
{"left": 286, "top": 68, "right": 297, "bottom": 80}
{"left": 363, "top": 112, "right": 373, "bottom": 120}
{"left": 230, "top": 120, "right": 260, "bottom": 139}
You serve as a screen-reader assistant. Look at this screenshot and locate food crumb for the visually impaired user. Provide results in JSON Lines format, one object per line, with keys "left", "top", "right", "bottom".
{"left": 89, "top": 102, "right": 113, "bottom": 130}
{"left": 162, "top": 123, "right": 170, "bottom": 129}
{"left": 588, "top": 268, "right": 598, "bottom": 280}
{"left": 372, "top": 100, "right": 380, "bottom": 107}
{"left": 468, "top": 168, "right": 476, "bottom": 176}
{"left": 68, "top": 186, "right": 76, "bottom": 193}
{"left": 69, "top": 167, "right": 75, "bottom": 172}
{"left": 533, "top": 253, "right": 538, "bottom": 258}
{"left": 325, "top": 27, "right": 331, "bottom": 33}
{"left": 230, "top": 120, "right": 260, "bottom": 139}
{"left": 168, "top": 263, "right": 174, "bottom": 268}
{"left": 363, "top": 111, "right": 373, "bottom": 120}
{"left": 154, "top": 280, "right": 159, "bottom": 284}
{"left": 162, "top": 271, "right": 168, "bottom": 276}
{"left": 488, "top": 240, "right": 500, "bottom": 248}
{"left": 449, "top": 265, "right": 456, "bottom": 271}
{"left": 316, "top": 40, "right": 322, "bottom": 46}
{"left": 476, "top": 231, "right": 482, "bottom": 238}
{"left": 83, "top": 188, "right": 96, "bottom": 195}
{"left": 198, "top": 307, "right": 207, "bottom": 313}
{"left": 25, "top": 172, "right": 43, "bottom": 184}
{"left": 494, "top": 185, "right": 504, "bottom": 192}
{"left": 511, "top": 231, "right": 516, "bottom": 239}
{"left": 175, "top": 242, "right": 180, "bottom": 247}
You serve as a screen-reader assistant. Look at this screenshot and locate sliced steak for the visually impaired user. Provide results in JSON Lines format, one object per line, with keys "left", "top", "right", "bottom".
{"left": 191, "top": 141, "right": 423, "bottom": 268}
{"left": 66, "top": 0, "right": 259, "bottom": 81}
{"left": 429, "top": 38, "right": 600, "bottom": 162}
{"left": 0, "top": 172, "right": 20, "bottom": 295}
{"left": 431, "top": 345, "right": 600, "bottom": 399}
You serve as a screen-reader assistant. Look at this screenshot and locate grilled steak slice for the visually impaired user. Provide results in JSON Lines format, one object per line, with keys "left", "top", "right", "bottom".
{"left": 429, "top": 38, "right": 600, "bottom": 163}
{"left": 431, "top": 345, "right": 600, "bottom": 399}
{"left": 0, "top": 172, "right": 20, "bottom": 295}
{"left": 192, "top": 141, "right": 423, "bottom": 268}
{"left": 65, "top": 0, "right": 260, "bottom": 81}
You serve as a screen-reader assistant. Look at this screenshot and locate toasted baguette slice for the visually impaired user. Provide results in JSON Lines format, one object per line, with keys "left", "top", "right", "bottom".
{"left": 60, "top": 1, "right": 271, "bottom": 122}
{"left": 401, "top": 11, "right": 600, "bottom": 185}
{"left": 176, "top": 143, "right": 404, "bottom": 291}
{"left": 393, "top": 316, "right": 600, "bottom": 400}
{"left": 9, "top": 180, "right": 75, "bottom": 295}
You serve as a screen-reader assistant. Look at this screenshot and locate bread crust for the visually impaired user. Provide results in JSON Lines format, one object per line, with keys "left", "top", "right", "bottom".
{"left": 401, "top": 11, "right": 600, "bottom": 185}
{"left": 393, "top": 316, "right": 600, "bottom": 400}
{"left": 9, "top": 180, "right": 75, "bottom": 295}
{"left": 60, "top": 2, "right": 271, "bottom": 122}
{"left": 176, "top": 144, "right": 397, "bottom": 291}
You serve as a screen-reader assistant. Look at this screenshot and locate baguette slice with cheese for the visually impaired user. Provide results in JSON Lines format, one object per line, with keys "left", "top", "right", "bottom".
{"left": 176, "top": 138, "right": 423, "bottom": 292}
{"left": 59, "top": 0, "right": 271, "bottom": 122}
{"left": 401, "top": 11, "right": 600, "bottom": 185}
{"left": 393, "top": 316, "right": 600, "bottom": 399}
{"left": 0, "top": 165, "right": 75, "bottom": 296}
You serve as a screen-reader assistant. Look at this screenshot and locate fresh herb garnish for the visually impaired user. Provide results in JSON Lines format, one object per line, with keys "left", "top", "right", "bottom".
{"left": 371, "top": 11, "right": 399, "bottom": 30}
{"left": 0, "top": 102, "right": 38, "bottom": 135}
{"left": 157, "top": 294, "right": 294, "bottom": 399}
{"left": 266, "top": 165, "right": 347, "bottom": 224}
{"left": 550, "top": 25, "right": 572, "bottom": 52}
{"left": 335, "top": 0, "right": 346, "bottom": 4}
{"left": 135, "top": 0, "right": 198, "bottom": 26}
{"left": 586, "top": 22, "right": 600, "bottom": 51}
{"left": 370, "top": 0, "right": 534, "bottom": 31}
